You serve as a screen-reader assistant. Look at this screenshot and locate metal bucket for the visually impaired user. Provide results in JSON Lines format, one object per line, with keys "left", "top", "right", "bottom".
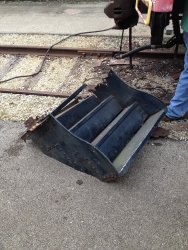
{"left": 24, "top": 70, "right": 165, "bottom": 182}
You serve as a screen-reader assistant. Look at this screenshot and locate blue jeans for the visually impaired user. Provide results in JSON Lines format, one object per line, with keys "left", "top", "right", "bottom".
{"left": 166, "top": 32, "right": 188, "bottom": 118}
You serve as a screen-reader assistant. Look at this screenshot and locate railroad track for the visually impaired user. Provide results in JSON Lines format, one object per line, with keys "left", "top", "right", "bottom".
{"left": 0, "top": 44, "right": 184, "bottom": 98}
{"left": 0, "top": 45, "right": 184, "bottom": 58}
{"left": 0, "top": 44, "right": 186, "bottom": 142}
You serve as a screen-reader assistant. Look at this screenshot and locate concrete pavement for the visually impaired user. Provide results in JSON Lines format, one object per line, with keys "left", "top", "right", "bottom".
{"left": 0, "top": 120, "right": 187, "bottom": 250}
{"left": 0, "top": 2, "right": 150, "bottom": 36}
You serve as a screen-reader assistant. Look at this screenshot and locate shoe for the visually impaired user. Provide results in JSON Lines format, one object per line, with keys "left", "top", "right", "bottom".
{"left": 162, "top": 112, "right": 188, "bottom": 122}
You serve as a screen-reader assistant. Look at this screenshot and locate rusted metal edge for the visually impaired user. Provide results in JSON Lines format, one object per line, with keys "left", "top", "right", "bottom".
{"left": 0, "top": 45, "right": 184, "bottom": 58}
{"left": 21, "top": 115, "right": 48, "bottom": 141}
{"left": 0, "top": 88, "right": 88, "bottom": 98}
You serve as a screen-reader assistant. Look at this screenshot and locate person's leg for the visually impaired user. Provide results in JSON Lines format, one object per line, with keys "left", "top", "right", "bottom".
{"left": 166, "top": 31, "right": 188, "bottom": 119}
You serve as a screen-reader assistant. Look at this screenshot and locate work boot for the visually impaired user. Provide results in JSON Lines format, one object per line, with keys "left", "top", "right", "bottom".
{"left": 163, "top": 112, "right": 188, "bottom": 122}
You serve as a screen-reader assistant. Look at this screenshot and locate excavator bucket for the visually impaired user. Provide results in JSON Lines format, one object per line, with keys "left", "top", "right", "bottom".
{"left": 24, "top": 70, "right": 165, "bottom": 182}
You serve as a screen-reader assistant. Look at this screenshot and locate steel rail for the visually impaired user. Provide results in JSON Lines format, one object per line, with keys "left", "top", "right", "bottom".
{"left": 0, "top": 45, "right": 116, "bottom": 58}
{"left": 0, "top": 88, "right": 87, "bottom": 98}
{"left": 0, "top": 45, "right": 184, "bottom": 58}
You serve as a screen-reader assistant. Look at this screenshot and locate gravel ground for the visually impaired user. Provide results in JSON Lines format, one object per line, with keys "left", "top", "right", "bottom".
{"left": 0, "top": 94, "right": 63, "bottom": 121}
{"left": 0, "top": 55, "right": 42, "bottom": 89}
{"left": 0, "top": 33, "right": 149, "bottom": 49}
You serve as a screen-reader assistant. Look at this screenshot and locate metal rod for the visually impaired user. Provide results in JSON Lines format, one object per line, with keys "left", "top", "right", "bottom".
{"left": 129, "top": 28, "right": 133, "bottom": 69}
{"left": 119, "top": 29, "right": 124, "bottom": 51}
{"left": 0, "top": 88, "right": 87, "bottom": 99}
{"left": 51, "top": 84, "right": 87, "bottom": 116}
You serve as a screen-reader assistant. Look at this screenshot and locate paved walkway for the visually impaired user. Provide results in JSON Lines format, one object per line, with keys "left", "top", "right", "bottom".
{"left": 0, "top": 2, "right": 150, "bottom": 36}
{"left": 0, "top": 120, "right": 187, "bottom": 249}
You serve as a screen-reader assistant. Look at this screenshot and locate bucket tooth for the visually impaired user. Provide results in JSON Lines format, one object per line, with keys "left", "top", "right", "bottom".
{"left": 25, "top": 70, "right": 166, "bottom": 182}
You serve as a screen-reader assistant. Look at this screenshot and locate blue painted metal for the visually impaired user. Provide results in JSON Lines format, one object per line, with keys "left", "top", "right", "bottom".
{"left": 28, "top": 70, "right": 166, "bottom": 181}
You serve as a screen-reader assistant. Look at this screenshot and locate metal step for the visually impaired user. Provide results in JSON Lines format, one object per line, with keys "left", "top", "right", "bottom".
{"left": 91, "top": 103, "right": 135, "bottom": 146}
{"left": 113, "top": 109, "right": 165, "bottom": 175}
{"left": 70, "top": 96, "right": 122, "bottom": 142}
{"left": 93, "top": 103, "right": 148, "bottom": 161}
{"left": 56, "top": 95, "right": 99, "bottom": 129}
